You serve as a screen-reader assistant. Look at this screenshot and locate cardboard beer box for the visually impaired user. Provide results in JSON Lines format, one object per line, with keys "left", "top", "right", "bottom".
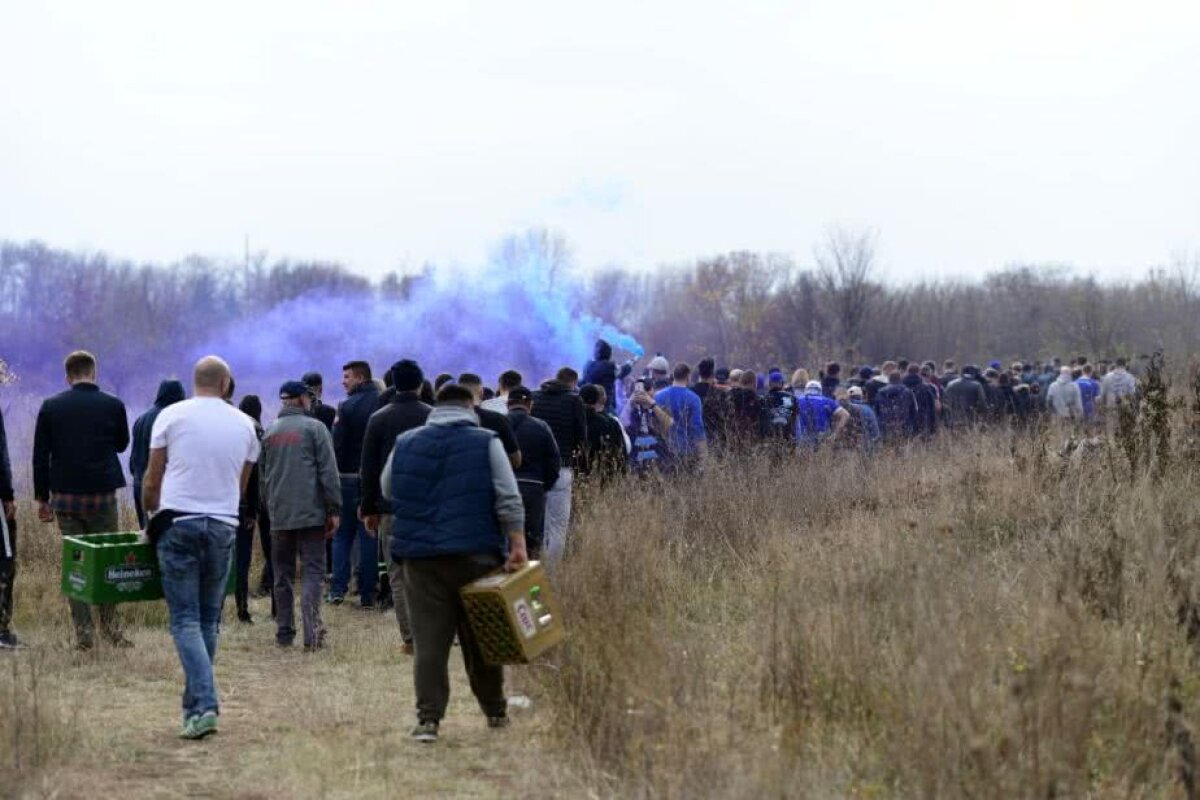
{"left": 62, "top": 532, "right": 235, "bottom": 605}
{"left": 460, "top": 561, "right": 564, "bottom": 665}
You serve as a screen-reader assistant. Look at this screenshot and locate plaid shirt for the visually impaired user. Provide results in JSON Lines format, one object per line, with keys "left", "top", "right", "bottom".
{"left": 50, "top": 491, "right": 118, "bottom": 517}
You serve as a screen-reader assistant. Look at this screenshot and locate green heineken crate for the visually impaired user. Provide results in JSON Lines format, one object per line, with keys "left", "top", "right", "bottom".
{"left": 62, "top": 532, "right": 236, "bottom": 605}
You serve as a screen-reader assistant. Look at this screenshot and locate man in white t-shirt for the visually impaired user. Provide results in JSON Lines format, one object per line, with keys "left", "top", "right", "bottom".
{"left": 142, "top": 355, "right": 260, "bottom": 741}
{"left": 479, "top": 369, "right": 522, "bottom": 414}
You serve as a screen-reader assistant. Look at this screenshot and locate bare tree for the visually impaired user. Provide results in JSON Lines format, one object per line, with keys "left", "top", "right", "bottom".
{"left": 814, "top": 227, "right": 878, "bottom": 356}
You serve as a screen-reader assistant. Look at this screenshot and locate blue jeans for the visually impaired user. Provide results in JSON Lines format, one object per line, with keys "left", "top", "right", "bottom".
{"left": 332, "top": 475, "right": 376, "bottom": 604}
{"left": 157, "top": 516, "right": 235, "bottom": 721}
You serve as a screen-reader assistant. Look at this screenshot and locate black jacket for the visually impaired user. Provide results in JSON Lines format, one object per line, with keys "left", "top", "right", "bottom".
{"left": 531, "top": 380, "right": 587, "bottom": 468}
{"left": 333, "top": 382, "right": 381, "bottom": 474}
{"left": 33, "top": 383, "right": 130, "bottom": 500}
{"left": 875, "top": 383, "right": 917, "bottom": 438}
{"left": 312, "top": 401, "right": 336, "bottom": 433}
{"left": 902, "top": 374, "right": 938, "bottom": 436}
{"left": 476, "top": 406, "right": 521, "bottom": 462}
{"left": 509, "top": 408, "right": 561, "bottom": 490}
{"left": 130, "top": 379, "right": 186, "bottom": 482}
{"left": 583, "top": 407, "right": 627, "bottom": 479}
{"left": 359, "top": 393, "right": 432, "bottom": 516}
{"left": 0, "top": 404, "right": 13, "bottom": 502}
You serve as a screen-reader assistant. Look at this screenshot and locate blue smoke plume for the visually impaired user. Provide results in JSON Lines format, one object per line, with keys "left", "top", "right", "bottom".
{"left": 193, "top": 246, "right": 644, "bottom": 402}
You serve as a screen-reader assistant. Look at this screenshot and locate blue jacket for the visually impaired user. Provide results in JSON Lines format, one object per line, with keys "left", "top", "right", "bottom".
{"left": 130, "top": 380, "right": 186, "bottom": 481}
{"left": 333, "top": 381, "right": 381, "bottom": 473}
{"left": 390, "top": 420, "right": 504, "bottom": 560}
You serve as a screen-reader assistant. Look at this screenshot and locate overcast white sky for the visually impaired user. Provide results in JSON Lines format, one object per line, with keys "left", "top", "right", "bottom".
{"left": 2, "top": 0, "right": 1197, "bottom": 282}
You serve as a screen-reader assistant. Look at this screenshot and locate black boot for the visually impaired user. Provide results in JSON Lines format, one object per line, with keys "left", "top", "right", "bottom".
{"left": 236, "top": 589, "right": 253, "bottom": 624}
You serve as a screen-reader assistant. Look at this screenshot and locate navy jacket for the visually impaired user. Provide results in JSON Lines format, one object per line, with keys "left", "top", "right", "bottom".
{"left": 33, "top": 383, "right": 130, "bottom": 500}
{"left": 509, "top": 409, "right": 560, "bottom": 489}
{"left": 390, "top": 422, "right": 503, "bottom": 559}
{"left": 875, "top": 383, "right": 917, "bottom": 439}
{"left": 129, "top": 380, "right": 186, "bottom": 482}
{"left": 582, "top": 340, "right": 632, "bottom": 412}
{"left": 333, "top": 382, "right": 381, "bottom": 474}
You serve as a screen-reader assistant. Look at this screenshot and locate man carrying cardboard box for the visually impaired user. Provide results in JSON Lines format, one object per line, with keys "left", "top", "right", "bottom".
{"left": 384, "top": 382, "right": 528, "bottom": 744}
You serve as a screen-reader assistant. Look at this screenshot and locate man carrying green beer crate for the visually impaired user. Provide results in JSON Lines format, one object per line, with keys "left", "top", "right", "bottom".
{"left": 32, "top": 350, "right": 132, "bottom": 650}
{"left": 142, "top": 355, "right": 261, "bottom": 740}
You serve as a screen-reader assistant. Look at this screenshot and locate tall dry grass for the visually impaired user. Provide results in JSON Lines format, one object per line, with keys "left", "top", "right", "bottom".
{"left": 540, "top": 379, "right": 1200, "bottom": 798}
{"left": 3, "top": 364, "right": 1199, "bottom": 797}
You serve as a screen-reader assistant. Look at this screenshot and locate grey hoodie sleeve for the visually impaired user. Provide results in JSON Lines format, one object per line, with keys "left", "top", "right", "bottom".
{"left": 489, "top": 438, "right": 525, "bottom": 531}
{"left": 315, "top": 424, "right": 342, "bottom": 515}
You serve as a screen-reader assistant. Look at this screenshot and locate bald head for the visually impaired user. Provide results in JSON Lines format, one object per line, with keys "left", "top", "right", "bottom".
{"left": 193, "top": 355, "right": 232, "bottom": 397}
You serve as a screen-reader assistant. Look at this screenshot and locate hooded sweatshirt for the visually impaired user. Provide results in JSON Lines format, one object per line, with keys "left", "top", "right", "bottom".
{"left": 1046, "top": 371, "right": 1084, "bottom": 419}
{"left": 582, "top": 339, "right": 632, "bottom": 412}
{"left": 130, "top": 380, "right": 186, "bottom": 481}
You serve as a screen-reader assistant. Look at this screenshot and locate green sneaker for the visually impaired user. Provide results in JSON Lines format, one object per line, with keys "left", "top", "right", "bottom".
{"left": 410, "top": 720, "right": 439, "bottom": 743}
{"left": 180, "top": 711, "right": 219, "bottom": 740}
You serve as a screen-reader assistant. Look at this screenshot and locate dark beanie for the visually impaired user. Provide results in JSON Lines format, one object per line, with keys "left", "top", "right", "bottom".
{"left": 391, "top": 359, "right": 423, "bottom": 392}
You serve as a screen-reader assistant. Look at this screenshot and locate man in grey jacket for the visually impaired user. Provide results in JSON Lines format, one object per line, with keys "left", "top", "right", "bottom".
{"left": 260, "top": 381, "right": 341, "bottom": 650}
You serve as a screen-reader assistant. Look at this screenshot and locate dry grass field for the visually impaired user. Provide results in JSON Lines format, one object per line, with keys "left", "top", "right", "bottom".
{"left": 4, "top": 374, "right": 1200, "bottom": 798}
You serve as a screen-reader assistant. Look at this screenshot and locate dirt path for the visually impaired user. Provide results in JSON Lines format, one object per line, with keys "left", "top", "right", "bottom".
{"left": 16, "top": 593, "right": 559, "bottom": 799}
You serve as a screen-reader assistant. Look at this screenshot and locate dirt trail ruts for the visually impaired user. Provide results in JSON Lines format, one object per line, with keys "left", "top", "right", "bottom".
{"left": 20, "top": 593, "right": 552, "bottom": 799}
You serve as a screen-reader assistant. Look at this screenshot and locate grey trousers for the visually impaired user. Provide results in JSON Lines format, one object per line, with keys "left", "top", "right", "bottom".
{"left": 379, "top": 516, "right": 412, "bottom": 643}
{"left": 404, "top": 554, "right": 506, "bottom": 723}
{"left": 58, "top": 506, "right": 123, "bottom": 646}
{"left": 271, "top": 528, "right": 326, "bottom": 647}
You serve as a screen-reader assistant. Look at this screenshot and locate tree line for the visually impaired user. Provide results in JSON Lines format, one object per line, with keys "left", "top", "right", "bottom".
{"left": 2, "top": 231, "right": 1197, "bottom": 396}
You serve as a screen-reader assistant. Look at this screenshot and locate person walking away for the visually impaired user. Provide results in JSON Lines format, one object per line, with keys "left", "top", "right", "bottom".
{"left": 1099, "top": 358, "right": 1138, "bottom": 410}
{"left": 360, "top": 360, "right": 431, "bottom": 654}
{"left": 233, "top": 395, "right": 266, "bottom": 623}
{"left": 385, "top": 383, "right": 528, "bottom": 744}
{"left": 795, "top": 380, "right": 848, "bottom": 449}
{"left": 531, "top": 368, "right": 587, "bottom": 560}
{"left": 260, "top": 382, "right": 341, "bottom": 651}
{"left": 841, "top": 387, "right": 881, "bottom": 452}
{"left": 582, "top": 340, "right": 633, "bottom": 414}
{"left": 33, "top": 351, "right": 132, "bottom": 650}
{"left": 130, "top": 380, "right": 185, "bottom": 527}
{"left": 727, "top": 370, "right": 764, "bottom": 449}
{"left": 622, "top": 381, "right": 673, "bottom": 473}
{"left": 699, "top": 363, "right": 733, "bottom": 452}
{"left": 302, "top": 372, "right": 336, "bottom": 432}
{"left": 1047, "top": 366, "right": 1084, "bottom": 428}
{"left": 236, "top": 397, "right": 274, "bottom": 601}
{"left": 0, "top": 401, "right": 19, "bottom": 649}
{"left": 507, "top": 387, "right": 561, "bottom": 558}
{"left": 457, "top": 374, "right": 523, "bottom": 469}
{"left": 943, "top": 367, "right": 988, "bottom": 429}
{"left": 690, "top": 358, "right": 717, "bottom": 402}
{"left": 480, "top": 370, "right": 523, "bottom": 414}
{"left": 141, "top": 356, "right": 260, "bottom": 739}
{"left": 761, "top": 370, "right": 797, "bottom": 442}
{"left": 654, "top": 363, "right": 708, "bottom": 471}
{"left": 875, "top": 371, "right": 918, "bottom": 442}
{"left": 331, "top": 360, "right": 380, "bottom": 607}
{"left": 1077, "top": 365, "right": 1101, "bottom": 428}
{"left": 580, "top": 384, "right": 627, "bottom": 482}
{"left": 821, "top": 362, "right": 841, "bottom": 398}
{"left": 902, "top": 364, "right": 938, "bottom": 438}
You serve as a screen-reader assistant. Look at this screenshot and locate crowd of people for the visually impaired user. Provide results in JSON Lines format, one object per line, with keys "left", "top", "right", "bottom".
{"left": 0, "top": 341, "right": 1143, "bottom": 743}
